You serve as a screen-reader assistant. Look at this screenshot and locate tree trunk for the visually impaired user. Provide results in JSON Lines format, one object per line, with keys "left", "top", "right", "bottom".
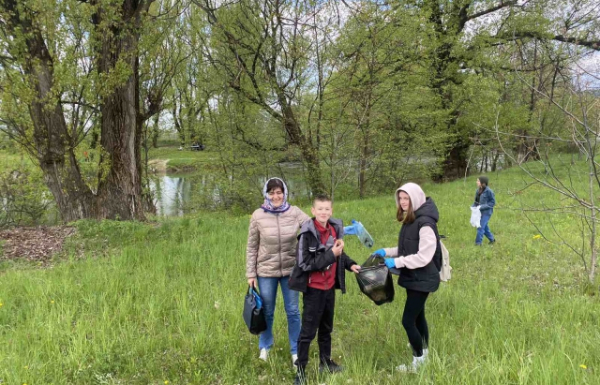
{"left": 29, "top": 54, "right": 95, "bottom": 221}
{"left": 589, "top": 169, "right": 597, "bottom": 283}
{"left": 278, "top": 93, "right": 326, "bottom": 195}
{"left": 38, "top": 154, "right": 95, "bottom": 222}
{"left": 3, "top": 0, "right": 96, "bottom": 221}
{"left": 173, "top": 103, "right": 186, "bottom": 145}
{"left": 298, "top": 136, "right": 325, "bottom": 195}
{"left": 152, "top": 113, "right": 160, "bottom": 148}
{"left": 93, "top": 6, "right": 146, "bottom": 220}
{"left": 491, "top": 150, "right": 500, "bottom": 172}
{"left": 2, "top": 0, "right": 154, "bottom": 222}
{"left": 515, "top": 42, "right": 541, "bottom": 164}
{"left": 442, "top": 139, "right": 470, "bottom": 180}
{"left": 359, "top": 145, "right": 368, "bottom": 199}
{"left": 359, "top": 116, "right": 370, "bottom": 199}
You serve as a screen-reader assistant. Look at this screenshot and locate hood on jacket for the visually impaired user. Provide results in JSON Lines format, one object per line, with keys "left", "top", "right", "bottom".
{"left": 396, "top": 182, "right": 426, "bottom": 212}
{"left": 395, "top": 183, "right": 439, "bottom": 223}
{"left": 415, "top": 197, "right": 439, "bottom": 223}
{"left": 263, "top": 177, "right": 288, "bottom": 200}
{"left": 261, "top": 177, "right": 291, "bottom": 213}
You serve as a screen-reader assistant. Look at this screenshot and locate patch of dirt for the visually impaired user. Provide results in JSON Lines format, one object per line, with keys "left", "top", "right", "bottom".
{"left": 0, "top": 226, "right": 76, "bottom": 262}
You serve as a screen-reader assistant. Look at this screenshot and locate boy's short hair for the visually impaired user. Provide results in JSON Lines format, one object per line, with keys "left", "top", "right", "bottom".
{"left": 312, "top": 193, "right": 332, "bottom": 206}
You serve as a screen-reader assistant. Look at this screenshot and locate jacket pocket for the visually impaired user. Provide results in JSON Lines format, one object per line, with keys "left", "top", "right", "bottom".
{"left": 402, "top": 268, "right": 417, "bottom": 281}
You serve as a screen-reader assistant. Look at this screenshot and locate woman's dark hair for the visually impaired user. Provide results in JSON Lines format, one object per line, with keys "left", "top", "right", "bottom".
{"left": 396, "top": 191, "right": 416, "bottom": 224}
{"left": 478, "top": 175, "right": 489, "bottom": 192}
{"left": 266, "top": 178, "right": 286, "bottom": 194}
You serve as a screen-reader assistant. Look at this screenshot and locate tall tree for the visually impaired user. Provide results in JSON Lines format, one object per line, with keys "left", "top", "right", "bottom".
{"left": 194, "top": 0, "right": 329, "bottom": 194}
{"left": 392, "top": 0, "right": 600, "bottom": 178}
{"left": 0, "top": 0, "right": 174, "bottom": 221}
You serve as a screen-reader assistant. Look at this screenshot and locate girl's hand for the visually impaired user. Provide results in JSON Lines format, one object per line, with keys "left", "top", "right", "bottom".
{"left": 384, "top": 258, "right": 396, "bottom": 269}
{"left": 248, "top": 278, "right": 257, "bottom": 288}
{"left": 351, "top": 265, "right": 361, "bottom": 274}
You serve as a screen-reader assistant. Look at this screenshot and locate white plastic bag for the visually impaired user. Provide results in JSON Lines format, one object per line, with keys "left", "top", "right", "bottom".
{"left": 470, "top": 206, "right": 481, "bottom": 228}
{"left": 439, "top": 240, "right": 452, "bottom": 282}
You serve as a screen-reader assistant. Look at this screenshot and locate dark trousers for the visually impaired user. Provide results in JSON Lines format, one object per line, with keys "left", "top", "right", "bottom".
{"left": 402, "top": 289, "right": 430, "bottom": 357}
{"left": 296, "top": 287, "right": 335, "bottom": 367}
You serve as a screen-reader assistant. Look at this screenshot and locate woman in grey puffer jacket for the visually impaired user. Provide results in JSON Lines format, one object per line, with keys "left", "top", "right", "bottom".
{"left": 246, "top": 178, "right": 310, "bottom": 365}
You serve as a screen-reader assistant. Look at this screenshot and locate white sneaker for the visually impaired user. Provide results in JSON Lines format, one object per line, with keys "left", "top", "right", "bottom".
{"left": 396, "top": 355, "right": 426, "bottom": 373}
{"left": 292, "top": 354, "right": 298, "bottom": 369}
{"left": 259, "top": 348, "right": 269, "bottom": 361}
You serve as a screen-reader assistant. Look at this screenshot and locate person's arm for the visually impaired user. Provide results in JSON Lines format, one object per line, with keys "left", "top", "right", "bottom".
{"left": 392, "top": 227, "right": 436, "bottom": 269}
{"left": 296, "top": 233, "right": 336, "bottom": 272}
{"left": 296, "top": 207, "right": 311, "bottom": 226}
{"left": 341, "top": 251, "right": 357, "bottom": 271}
{"left": 246, "top": 214, "right": 260, "bottom": 281}
{"left": 472, "top": 190, "right": 478, "bottom": 207}
{"left": 341, "top": 251, "right": 361, "bottom": 273}
{"left": 381, "top": 247, "right": 399, "bottom": 257}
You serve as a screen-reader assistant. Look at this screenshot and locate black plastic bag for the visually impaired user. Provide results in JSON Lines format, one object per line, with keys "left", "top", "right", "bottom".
{"left": 355, "top": 254, "right": 395, "bottom": 305}
{"left": 243, "top": 287, "right": 267, "bottom": 335}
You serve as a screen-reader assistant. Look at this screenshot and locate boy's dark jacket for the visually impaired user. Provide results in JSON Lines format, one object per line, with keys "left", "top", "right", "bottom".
{"left": 289, "top": 218, "right": 357, "bottom": 293}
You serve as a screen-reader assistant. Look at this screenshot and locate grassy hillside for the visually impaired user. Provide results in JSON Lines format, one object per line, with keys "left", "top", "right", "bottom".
{"left": 1, "top": 158, "right": 599, "bottom": 384}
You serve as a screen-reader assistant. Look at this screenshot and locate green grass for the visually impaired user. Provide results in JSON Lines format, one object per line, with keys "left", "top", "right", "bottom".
{"left": 147, "top": 147, "right": 216, "bottom": 172}
{"left": 147, "top": 146, "right": 291, "bottom": 172}
{"left": 1, "top": 158, "right": 600, "bottom": 384}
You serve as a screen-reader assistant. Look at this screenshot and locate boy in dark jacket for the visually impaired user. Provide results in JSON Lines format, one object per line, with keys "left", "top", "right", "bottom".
{"left": 289, "top": 194, "right": 360, "bottom": 385}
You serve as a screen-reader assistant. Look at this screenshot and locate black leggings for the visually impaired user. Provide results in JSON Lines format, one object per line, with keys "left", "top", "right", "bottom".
{"left": 402, "top": 289, "right": 429, "bottom": 357}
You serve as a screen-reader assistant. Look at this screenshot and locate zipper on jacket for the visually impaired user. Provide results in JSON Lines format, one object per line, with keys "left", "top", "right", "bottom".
{"left": 277, "top": 214, "right": 282, "bottom": 277}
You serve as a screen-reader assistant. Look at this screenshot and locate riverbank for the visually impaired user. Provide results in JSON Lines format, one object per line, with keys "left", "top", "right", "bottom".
{"left": 147, "top": 147, "right": 215, "bottom": 173}
{"left": 147, "top": 146, "right": 298, "bottom": 174}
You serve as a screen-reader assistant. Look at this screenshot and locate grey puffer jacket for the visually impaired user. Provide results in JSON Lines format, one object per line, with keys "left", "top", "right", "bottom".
{"left": 246, "top": 205, "right": 310, "bottom": 278}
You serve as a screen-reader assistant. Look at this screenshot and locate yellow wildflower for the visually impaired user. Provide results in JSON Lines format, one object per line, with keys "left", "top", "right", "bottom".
{"left": 532, "top": 234, "right": 542, "bottom": 239}
{"left": 580, "top": 364, "right": 587, "bottom": 369}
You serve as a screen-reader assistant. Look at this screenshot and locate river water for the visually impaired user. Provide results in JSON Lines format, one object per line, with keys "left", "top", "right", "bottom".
{"left": 148, "top": 163, "right": 308, "bottom": 216}
{"left": 148, "top": 156, "right": 503, "bottom": 216}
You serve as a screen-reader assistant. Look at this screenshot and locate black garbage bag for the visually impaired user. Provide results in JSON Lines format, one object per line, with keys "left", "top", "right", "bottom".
{"left": 355, "top": 254, "right": 395, "bottom": 305}
{"left": 243, "top": 287, "right": 267, "bottom": 335}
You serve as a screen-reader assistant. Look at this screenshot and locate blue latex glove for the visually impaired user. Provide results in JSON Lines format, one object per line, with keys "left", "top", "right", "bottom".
{"left": 343, "top": 219, "right": 359, "bottom": 235}
{"left": 384, "top": 258, "right": 396, "bottom": 269}
{"left": 373, "top": 248, "right": 386, "bottom": 257}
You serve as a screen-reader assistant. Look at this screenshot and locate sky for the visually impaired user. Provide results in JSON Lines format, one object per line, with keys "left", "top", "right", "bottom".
{"left": 575, "top": 52, "right": 600, "bottom": 90}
